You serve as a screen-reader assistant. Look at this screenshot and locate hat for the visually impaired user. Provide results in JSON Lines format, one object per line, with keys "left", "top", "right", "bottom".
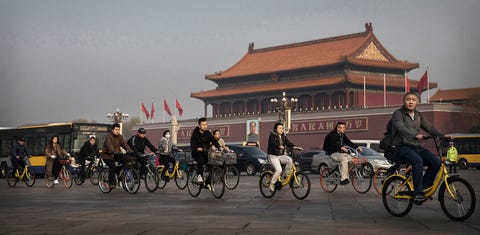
{"left": 18, "top": 137, "right": 25, "bottom": 142}
{"left": 138, "top": 128, "right": 146, "bottom": 134}
{"left": 449, "top": 141, "right": 454, "bottom": 145}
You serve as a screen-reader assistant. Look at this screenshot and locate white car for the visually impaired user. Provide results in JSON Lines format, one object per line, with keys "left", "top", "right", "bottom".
{"left": 311, "top": 146, "right": 392, "bottom": 175}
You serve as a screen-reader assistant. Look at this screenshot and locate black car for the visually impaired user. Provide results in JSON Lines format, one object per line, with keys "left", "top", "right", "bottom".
{"left": 297, "top": 150, "right": 325, "bottom": 173}
{"left": 229, "top": 145, "right": 268, "bottom": 175}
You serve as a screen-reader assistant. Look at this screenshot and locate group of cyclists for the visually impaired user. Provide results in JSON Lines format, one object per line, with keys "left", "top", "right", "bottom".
{"left": 4, "top": 92, "right": 453, "bottom": 200}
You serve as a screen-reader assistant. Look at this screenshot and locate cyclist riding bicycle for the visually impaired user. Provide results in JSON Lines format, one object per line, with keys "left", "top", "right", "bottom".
{"left": 392, "top": 92, "right": 449, "bottom": 203}
{"left": 158, "top": 130, "right": 180, "bottom": 180}
{"left": 10, "top": 136, "right": 32, "bottom": 177}
{"left": 190, "top": 117, "right": 220, "bottom": 188}
{"left": 78, "top": 136, "right": 99, "bottom": 181}
{"left": 127, "top": 128, "right": 158, "bottom": 176}
{"left": 267, "top": 122, "right": 303, "bottom": 192}
{"left": 103, "top": 123, "right": 133, "bottom": 186}
{"left": 323, "top": 121, "right": 362, "bottom": 185}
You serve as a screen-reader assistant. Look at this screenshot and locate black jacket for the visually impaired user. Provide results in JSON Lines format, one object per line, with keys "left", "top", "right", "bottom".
{"left": 79, "top": 141, "right": 99, "bottom": 159}
{"left": 11, "top": 142, "right": 31, "bottom": 158}
{"left": 323, "top": 130, "right": 358, "bottom": 156}
{"left": 267, "top": 131, "right": 295, "bottom": 156}
{"left": 190, "top": 127, "right": 220, "bottom": 158}
{"left": 127, "top": 135, "right": 157, "bottom": 154}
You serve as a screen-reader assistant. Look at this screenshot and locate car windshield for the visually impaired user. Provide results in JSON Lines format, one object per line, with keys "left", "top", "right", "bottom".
{"left": 360, "top": 147, "right": 382, "bottom": 156}
{"left": 238, "top": 147, "right": 267, "bottom": 157}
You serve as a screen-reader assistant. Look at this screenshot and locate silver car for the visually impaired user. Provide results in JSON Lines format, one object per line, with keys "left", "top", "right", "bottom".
{"left": 311, "top": 146, "right": 392, "bottom": 175}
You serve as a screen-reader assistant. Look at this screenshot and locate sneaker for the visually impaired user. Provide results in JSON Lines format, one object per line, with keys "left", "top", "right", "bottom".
{"left": 413, "top": 193, "right": 426, "bottom": 205}
{"left": 206, "top": 184, "right": 212, "bottom": 191}
{"left": 53, "top": 179, "right": 59, "bottom": 184}
{"left": 269, "top": 183, "right": 275, "bottom": 192}
{"left": 71, "top": 163, "right": 80, "bottom": 168}
{"left": 197, "top": 175, "right": 203, "bottom": 183}
{"left": 340, "top": 179, "right": 349, "bottom": 185}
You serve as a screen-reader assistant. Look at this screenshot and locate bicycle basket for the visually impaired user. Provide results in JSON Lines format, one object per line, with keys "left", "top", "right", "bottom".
{"left": 208, "top": 150, "right": 223, "bottom": 166}
{"left": 351, "top": 157, "right": 368, "bottom": 165}
{"left": 59, "top": 159, "right": 71, "bottom": 166}
{"left": 223, "top": 152, "right": 237, "bottom": 165}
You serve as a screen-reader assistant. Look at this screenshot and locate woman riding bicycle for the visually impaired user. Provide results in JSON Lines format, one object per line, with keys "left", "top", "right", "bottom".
{"left": 267, "top": 122, "right": 303, "bottom": 192}
{"left": 392, "top": 92, "right": 448, "bottom": 203}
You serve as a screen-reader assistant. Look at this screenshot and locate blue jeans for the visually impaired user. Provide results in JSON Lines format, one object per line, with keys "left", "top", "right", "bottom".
{"left": 397, "top": 145, "right": 440, "bottom": 194}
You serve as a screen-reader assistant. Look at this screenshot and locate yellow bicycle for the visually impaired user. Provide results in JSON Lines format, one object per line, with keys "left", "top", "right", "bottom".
{"left": 157, "top": 160, "right": 187, "bottom": 189}
{"left": 259, "top": 152, "right": 311, "bottom": 200}
{"left": 7, "top": 162, "right": 36, "bottom": 187}
{"left": 382, "top": 136, "right": 476, "bottom": 221}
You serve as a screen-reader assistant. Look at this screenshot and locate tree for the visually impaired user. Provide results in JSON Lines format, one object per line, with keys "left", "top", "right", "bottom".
{"left": 122, "top": 116, "right": 141, "bottom": 139}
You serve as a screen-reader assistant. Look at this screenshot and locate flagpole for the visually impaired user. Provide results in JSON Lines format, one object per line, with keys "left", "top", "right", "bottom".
{"left": 162, "top": 98, "right": 165, "bottom": 123}
{"left": 427, "top": 68, "right": 430, "bottom": 104}
{"left": 151, "top": 98, "right": 154, "bottom": 124}
{"left": 404, "top": 70, "right": 407, "bottom": 93}
{"left": 383, "top": 73, "right": 387, "bottom": 107}
{"left": 363, "top": 75, "right": 366, "bottom": 108}
{"left": 140, "top": 101, "right": 143, "bottom": 124}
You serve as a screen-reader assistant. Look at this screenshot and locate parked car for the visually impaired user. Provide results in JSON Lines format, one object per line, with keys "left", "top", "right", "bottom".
{"left": 311, "top": 146, "right": 392, "bottom": 175}
{"left": 229, "top": 145, "right": 267, "bottom": 175}
{"left": 297, "top": 150, "right": 325, "bottom": 173}
{"left": 352, "top": 140, "right": 383, "bottom": 154}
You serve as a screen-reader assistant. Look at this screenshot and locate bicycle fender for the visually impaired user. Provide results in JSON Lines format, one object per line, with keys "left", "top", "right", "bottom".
{"left": 445, "top": 175, "right": 460, "bottom": 183}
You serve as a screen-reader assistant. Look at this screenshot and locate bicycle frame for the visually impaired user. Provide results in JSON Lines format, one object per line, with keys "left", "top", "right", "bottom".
{"left": 13, "top": 165, "right": 30, "bottom": 179}
{"left": 389, "top": 137, "right": 458, "bottom": 201}
{"left": 158, "top": 161, "right": 182, "bottom": 178}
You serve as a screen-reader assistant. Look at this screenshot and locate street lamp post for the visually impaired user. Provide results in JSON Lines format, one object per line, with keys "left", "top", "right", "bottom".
{"left": 107, "top": 108, "right": 129, "bottom": 135}
{"left": 270, "top": 92, "right": 298, "bottom": 134}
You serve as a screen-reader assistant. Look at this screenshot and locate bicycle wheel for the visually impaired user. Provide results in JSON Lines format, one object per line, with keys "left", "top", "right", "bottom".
{"left": 224, "top": 165, "right": 240, "bottom": 190}
{"left": 290, "top": 172, "right": 311, "bottom": 200}
{"left": 24, "top": 168, "right": 36, "bottom": 187}
{"left": 373, "top": 168, "right": 389, "bottom": 195}
{"left": 6, "top": 171, "right": 18, "bottom": 188}
{"left": 98, "top": 168, "right": 113, "bottom": 193}
{"left": 187, "top": 167, "right": 201, "bottom": 197}
{"left": 210, "top": 166, "right": 225, "bottom": 199}
{"left": 61, "top": 167, "right": 73, "bottom": 189}
{"left": 351, "top": 168, "right": 372, "bottom": 194}
{"left": 144, "top": 164, "right": 159, "bottom": 192}
{"left": 382, "top": 175, "right": 413, "bottom": 217}
{"left": 89, "top": 166, "right": 100, "bottom": 185}
{"left": 45, "top": 172, "right": 54, "bottom": 189}
{"left": 156, "top": 167, "right": 168, "bottom": 189}
{"left": 438, "top": 177, "right": 476, "bottom": 221}
{"left": 73, "top": 171, "right": 84, "bottom": 185}
{"left": 319, "top": 167, "right": 338, "bottom": 193}
{"left": 175, "top": 168, "right": 188, "bottom": 190}
{"left": 122, "top": 167, "right": 140, "bottom": 194}
{"left": 259, "top": 171, "right": 276, "bottom": 198}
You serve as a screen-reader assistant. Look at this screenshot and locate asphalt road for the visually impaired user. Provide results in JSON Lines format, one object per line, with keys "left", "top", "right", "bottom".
{"left": 0, "top": 169, "right": 479, "bottom": 235}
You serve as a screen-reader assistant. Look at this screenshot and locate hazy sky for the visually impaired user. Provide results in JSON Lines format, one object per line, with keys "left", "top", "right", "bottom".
{"left": 1, "top": 0, "right": 479, "bottom": 127}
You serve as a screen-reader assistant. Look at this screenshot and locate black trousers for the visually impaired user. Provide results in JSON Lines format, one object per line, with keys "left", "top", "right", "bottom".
{"left": 159, "top": 154, "right": 176, "bottom": 176}
{"left": 193, "top": 151, "right": 211, "bottom": 184}
{"left": 52, "top": 159, "right": 61, "bottom": 179}
{"left": 104, "top": 155, "right": 125, "bottom": 185}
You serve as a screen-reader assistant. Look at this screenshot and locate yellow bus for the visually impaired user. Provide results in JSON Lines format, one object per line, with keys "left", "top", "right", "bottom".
{"left": 0, "top": 123, "right": 111, "bottom": 177}
{"left": 447, "top": 133, "right": 480, "bottom": 169}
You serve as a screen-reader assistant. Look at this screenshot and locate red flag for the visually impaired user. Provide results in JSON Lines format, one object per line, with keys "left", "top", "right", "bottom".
{"left": 141, "top": 102, "right": 150, "bottom": 120}
{"left": 416, "top": 71, "right": 428, "bottom": 96}
{"left": 176, "top": 99, "right": 184, "bottom": 117}
{"left": 150, "top": 101, "right": 155, "bottom": 120}
{"left": 164, "top": 100, "right": 172, "bottom": 116}
{"left": 404, "top": 72, "right": 410, "bottom": 93}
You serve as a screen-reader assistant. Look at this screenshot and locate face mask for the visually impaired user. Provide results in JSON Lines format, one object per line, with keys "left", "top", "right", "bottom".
{"left": 165, "top": 134, "right": 171, "bottom": 139}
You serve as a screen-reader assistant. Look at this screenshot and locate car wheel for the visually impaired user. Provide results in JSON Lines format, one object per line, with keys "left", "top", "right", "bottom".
{"left": 458, "top": 159, "right": 468, "bottom": 169}
{"left": 317, "top": 163, "right": 327, "bottom": 175}
{"left": 246, "top": 163, "right": 256, "bottom": 176}
{"left": 362, "top": 163, "right": 374, "bottom": 177}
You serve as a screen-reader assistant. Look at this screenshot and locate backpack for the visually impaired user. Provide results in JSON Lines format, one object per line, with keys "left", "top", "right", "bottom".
{"left": 379, "top": 119, "right": 400, "bottom": 162}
